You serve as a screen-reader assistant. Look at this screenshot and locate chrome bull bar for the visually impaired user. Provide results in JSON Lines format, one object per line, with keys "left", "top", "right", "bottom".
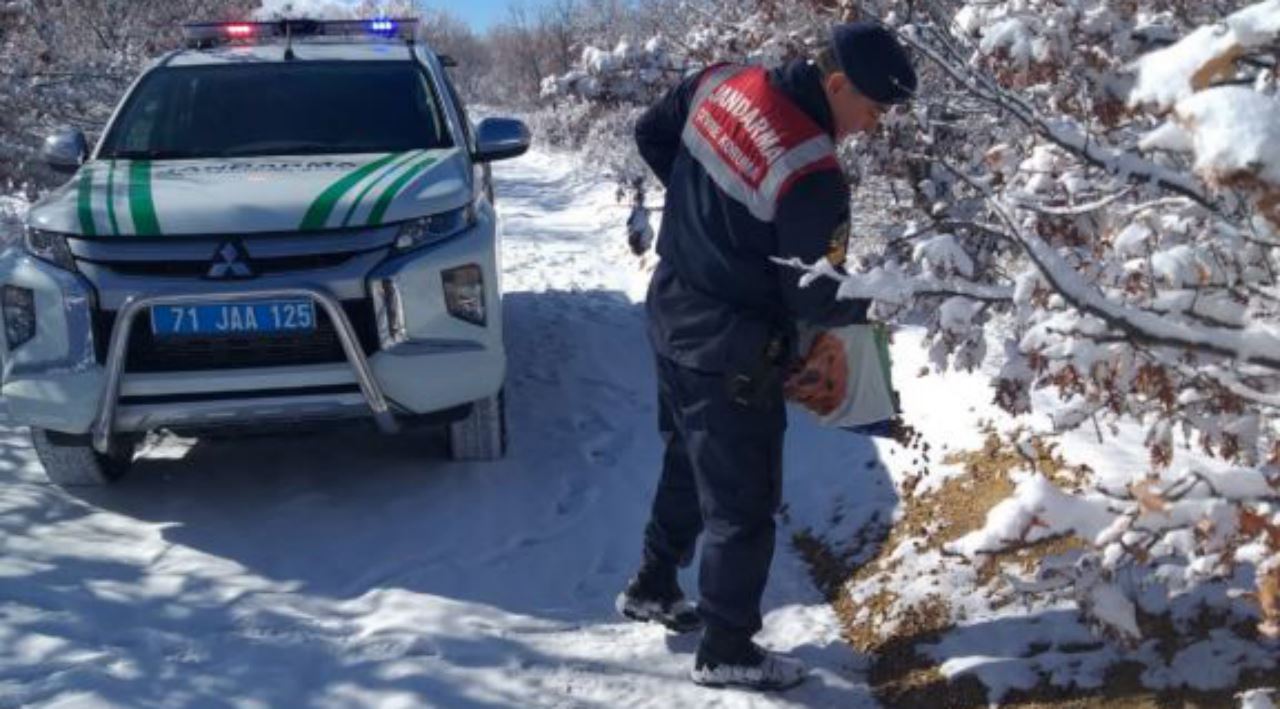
{"left": 91, "top": 287, "right": 400, "bottom": 454}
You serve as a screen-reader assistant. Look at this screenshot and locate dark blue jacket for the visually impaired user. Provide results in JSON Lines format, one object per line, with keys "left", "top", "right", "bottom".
{"left": 637, "top": 60, "right": 867, "bottom": 375}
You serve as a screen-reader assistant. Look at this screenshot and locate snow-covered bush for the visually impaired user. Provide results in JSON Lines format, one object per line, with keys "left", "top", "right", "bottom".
{"left": 541, "top": 0, "right": 1280, "bottom": 685}
{"left": 778, "top": 0, "right": 1280, "bottom": 660}
{"left": 540, "top": 37, "right": 680, "bottom": 105}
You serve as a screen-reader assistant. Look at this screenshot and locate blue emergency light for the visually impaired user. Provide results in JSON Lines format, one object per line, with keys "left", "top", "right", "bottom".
{"left": 182, "top": 18, "right": 418, "bottom": 48}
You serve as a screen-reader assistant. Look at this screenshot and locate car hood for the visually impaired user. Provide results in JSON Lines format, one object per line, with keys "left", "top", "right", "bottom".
{"left": 28, "top": 148, "right": 471, "bottom": 237}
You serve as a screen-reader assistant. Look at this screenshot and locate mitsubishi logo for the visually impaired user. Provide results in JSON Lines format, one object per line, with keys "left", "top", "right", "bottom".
{"left": 207, "top": 241, "right": 254, "bottom": 280}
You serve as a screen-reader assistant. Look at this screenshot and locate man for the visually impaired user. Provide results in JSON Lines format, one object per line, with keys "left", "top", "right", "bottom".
{"left": 616, "top": 22, "right": 917, "bottom": 690}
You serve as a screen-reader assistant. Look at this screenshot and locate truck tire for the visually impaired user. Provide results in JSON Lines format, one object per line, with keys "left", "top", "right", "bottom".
{"left": 31, "top": 429, "right": 135, "bottom": 487}
{"left": 448, "top": 392, "right": 507, "bottom": 461}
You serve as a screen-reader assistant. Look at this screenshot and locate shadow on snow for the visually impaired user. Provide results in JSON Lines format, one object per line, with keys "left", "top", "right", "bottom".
{"left": 1, "top": 288, "right": 893, "bottom": 708}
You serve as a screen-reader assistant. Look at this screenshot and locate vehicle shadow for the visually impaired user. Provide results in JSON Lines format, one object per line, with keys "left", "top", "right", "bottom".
{"left": 1, "top": 288, "right": 895, "bottom": 707}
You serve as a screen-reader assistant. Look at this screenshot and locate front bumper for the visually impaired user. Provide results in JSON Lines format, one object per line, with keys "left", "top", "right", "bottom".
{"left": 0, "top": 218, "right": 505, "bottom": 446}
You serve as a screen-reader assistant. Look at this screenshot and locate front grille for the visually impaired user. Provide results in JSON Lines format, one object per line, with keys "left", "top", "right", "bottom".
{"left": 93, "top": 300, "right": 380, "bottom": 373}
{"left": 85, "top": 252, "right": 360, "bottom": 278}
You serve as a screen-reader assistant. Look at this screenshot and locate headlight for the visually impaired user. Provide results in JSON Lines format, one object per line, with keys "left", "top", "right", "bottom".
{"left": 24, "top": 228, "right": 77, "bottom": 272}
{"left": 393, "top": 205, "right": 476, "bottom": 254}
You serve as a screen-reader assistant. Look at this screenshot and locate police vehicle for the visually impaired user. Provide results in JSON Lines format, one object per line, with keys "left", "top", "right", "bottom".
{"left": 0, "top": 19, "right": 531, "bottom": 486}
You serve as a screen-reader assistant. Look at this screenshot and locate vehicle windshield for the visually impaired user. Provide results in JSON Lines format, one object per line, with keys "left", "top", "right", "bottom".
{"left": 99, "top": 61, "right": 452, "bottom": 160}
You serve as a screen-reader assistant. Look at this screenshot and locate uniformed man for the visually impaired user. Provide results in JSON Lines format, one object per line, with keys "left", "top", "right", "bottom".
{"left": 615, "top": 22, "right": 917, "bottom": 690}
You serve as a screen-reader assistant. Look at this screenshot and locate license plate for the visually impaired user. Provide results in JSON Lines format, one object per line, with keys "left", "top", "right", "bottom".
{"left": 150, "top": 300, "right": 317, "bottom": 337}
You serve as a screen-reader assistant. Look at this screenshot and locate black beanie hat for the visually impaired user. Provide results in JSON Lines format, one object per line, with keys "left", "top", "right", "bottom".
{"left": 831, "top": 21, "right": 917, "bottom": 105}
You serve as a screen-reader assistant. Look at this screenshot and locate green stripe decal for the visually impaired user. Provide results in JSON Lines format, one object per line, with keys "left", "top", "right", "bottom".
{"left": 76, "top": 165, "right": 97, "bottom": 236}
{"left": 105, "top": 160, "right": 122, "bottom": 236}
{"left": 128, "top": 160, "right": 161, "bottom": 236}
{"left": 366, "top": 155, "right": 438, "bottom": 226}
{"left": 340, "top": 150, "right": 424, "bottom": 227}
{"left": 300, "top": 152, "right": 403, "bottom": 231}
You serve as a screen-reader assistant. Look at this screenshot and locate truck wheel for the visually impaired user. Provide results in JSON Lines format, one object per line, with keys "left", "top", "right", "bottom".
{"left": 30, "top": 429, "right": 135, "bottom": 487}
{"left": 448, "top": 392, "right": 507, "bottom": 461}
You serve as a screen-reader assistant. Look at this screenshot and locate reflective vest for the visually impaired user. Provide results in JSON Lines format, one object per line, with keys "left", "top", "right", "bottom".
{"left": 681, "top": 64, "right": 840, "bottom": 223}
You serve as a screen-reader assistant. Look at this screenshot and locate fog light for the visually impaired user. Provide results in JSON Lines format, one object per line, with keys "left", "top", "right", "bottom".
{"left": 3, "top": 286, "right": 36, "bottom": 349}
{"left": 443, "top": 265, "right": 485, "bottom": 326}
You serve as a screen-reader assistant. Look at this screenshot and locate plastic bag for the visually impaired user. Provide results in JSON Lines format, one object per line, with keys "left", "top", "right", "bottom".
{"left": 785, "top": 323, "right": 900, "bottom": 436}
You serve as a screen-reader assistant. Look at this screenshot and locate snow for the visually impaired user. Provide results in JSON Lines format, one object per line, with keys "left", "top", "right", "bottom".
{"left": 980, "top": 18, "right": 1034, "bottom": 67}
{"left": 0, "top": 149, "right": 879, "bottom": 708}
{"left": 1241, "top": 688, "right": 1279, "bottom": 709}
{"left": 925, "top": 614, "right": 1117, "bottom": 704}
{"left": 1129, "top": 0, "right": 1280, "bottom": 109}
{"left": 1139, "top": 121, "right": 1194, "bottom": 154}
{"left": 1020, "top": 145, "right": 1062, "bottom": 174}
{"left": 925, "top": 580, "right": 1277, "bottom": 705}
{"left": 947, "top": 475, "right": 1115, "bottom": 557}
{"left": 913, "top": 233, "right": 975, "bottom": 278}
{"left": 1151, "top": 244, "right": 1208, "bottom": 287}
{"left": 939, "top": 296, "right": 982, "bottom": 333}
{"left": 582, "top": 46, "right": 619, "bottom": 75}
{"left": 1154, "top": 630, "right": 1277, "bottom": 691}
{"left": 953, "top": 5, "right": 985, "bottom": 37}
{"left": 1174, "top": 87, "right": 1280, "bottom": 186}
{"left": 1002, "top": 194, "right": 1280, "bottom": 367}
{"left": 778, "top": 257, "right": 1011, "bottom": 311}
{"left": 1112, "top": 222, "right": 1153, "bottom": 257}
{"left": 819, "top": 300, "right": 1280, "bottom": 705}
{"left": 254, "top": 0, "right": 353, "bottom": 19}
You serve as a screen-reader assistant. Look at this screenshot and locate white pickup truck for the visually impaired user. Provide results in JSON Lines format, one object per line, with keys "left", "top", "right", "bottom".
{"left": 0, "top": 19, "right": 530, "bottom": 486}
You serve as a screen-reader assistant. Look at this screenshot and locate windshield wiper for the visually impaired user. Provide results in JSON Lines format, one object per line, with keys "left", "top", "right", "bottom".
{"left": 220, "top": 141, "right": 343, "bottom": 157}
{"left": 106, "top": 148, "right": 198, "bottom": 161}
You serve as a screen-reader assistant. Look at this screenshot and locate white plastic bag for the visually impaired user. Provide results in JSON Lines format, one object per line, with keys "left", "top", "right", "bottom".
{"left": 786, "top": 323, "right": 900, "bottom": 434}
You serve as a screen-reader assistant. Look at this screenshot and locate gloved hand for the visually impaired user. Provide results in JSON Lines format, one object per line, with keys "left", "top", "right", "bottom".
{"left": 626, "top": 203, "right": 654, "bottom": 256}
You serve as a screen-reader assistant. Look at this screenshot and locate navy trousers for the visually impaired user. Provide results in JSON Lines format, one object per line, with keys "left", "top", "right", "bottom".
{"left": 641, "top": 353, "right": 786, "bottom": 652}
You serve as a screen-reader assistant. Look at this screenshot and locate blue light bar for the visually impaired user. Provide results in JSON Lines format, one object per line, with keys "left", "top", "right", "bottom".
{"left": 369, "top": 19, "right": 396, "bottom": 33}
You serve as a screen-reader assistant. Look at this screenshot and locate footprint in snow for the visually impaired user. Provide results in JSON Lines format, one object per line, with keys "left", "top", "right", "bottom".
{"left": 555, "top": 475, "right": 596, "bottom": 517}
{"left": 585, "top": 446, "right": 617, "bottom": 466}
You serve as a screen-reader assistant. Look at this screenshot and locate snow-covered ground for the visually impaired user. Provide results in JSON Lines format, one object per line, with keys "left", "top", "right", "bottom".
{"left": 0, "top": 150, "right": 888, "bottom": 708}
{"left": 840, "top": 328, "right": 1278, "bottom": 704}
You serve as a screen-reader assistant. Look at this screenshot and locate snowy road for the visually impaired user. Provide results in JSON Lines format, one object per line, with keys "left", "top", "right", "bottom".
{"left": 0, "top": 150, "right": 892, "bottom": 708}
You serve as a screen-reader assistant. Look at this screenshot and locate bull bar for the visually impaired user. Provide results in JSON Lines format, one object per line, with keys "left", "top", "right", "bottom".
{"left": 91, "top": 286, "right": 400, "bottom": 454}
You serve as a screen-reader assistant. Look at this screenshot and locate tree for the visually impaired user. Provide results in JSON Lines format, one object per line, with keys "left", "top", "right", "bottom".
{"left": 867, "top": 0, "right": 1280, "bottom": 648}
{"left": 0, "top": 0, "right": 256, "bottom": 189}
{"left": 538, "top": 0, "right": 1280, "bottom": 681}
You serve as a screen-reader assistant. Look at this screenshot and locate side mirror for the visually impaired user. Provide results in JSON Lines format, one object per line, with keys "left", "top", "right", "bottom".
{"left": 473, "top": 118, "right": 531, "bottom": 163}
{"left": 42, "top": 129, "right": 88, "bottom": 174}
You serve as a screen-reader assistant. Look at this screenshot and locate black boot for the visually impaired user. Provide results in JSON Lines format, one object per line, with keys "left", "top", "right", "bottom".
{"left": 615, "top": 566, "right": 702, "bottom": 633}
{"left": 691, "top": 637, "right": 807, "bottom": 691}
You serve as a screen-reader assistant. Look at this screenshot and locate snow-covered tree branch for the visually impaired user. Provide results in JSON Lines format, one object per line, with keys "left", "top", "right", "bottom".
{"left": 539, "top": 0, "right": 1280, "bottom": 672}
